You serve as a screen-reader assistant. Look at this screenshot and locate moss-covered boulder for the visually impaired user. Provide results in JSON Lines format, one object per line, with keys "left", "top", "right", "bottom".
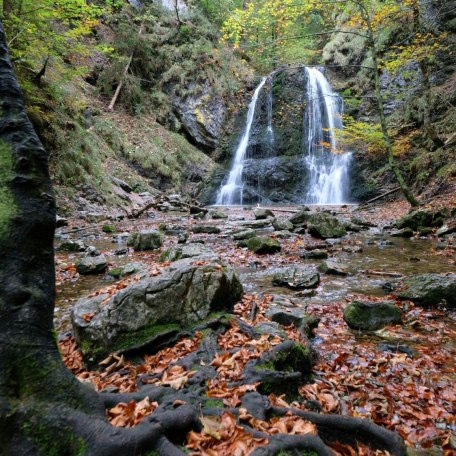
{"left": 107, "top": 262, "right": 145, "bottom": 279}
{"left": 272, "top": 218, "right": 294, "bottom": 231}
{"left": 209, "top": 209, "right": 228, "bottom": 219}
{"left": 288, "top": 207, "right": 311, "bottom": 225}
{"left": 243, "top": 341, "right": 315, "bottom": 396}
{"left": 233, "top": 229, "right": 257, "bottom": 241}
{"left": 396, "top": 209, "right": 446, "bottom": 231}
{"left": 398, "top": 273, "right": 456, "bottom": 308}
{"left": 127, "top": 230, "right": 163, "bottom": 251}
{"left": 344, "top": 300, "right": 402, "bottom": 331}
{"left": 247, "top": 236, "right": 281, "bottom": 254}
{"left": 72, "top": 257, "right": 243, "bottom": 360}
{"left": 307, "top": 213, "right": 347, "bottom": 239}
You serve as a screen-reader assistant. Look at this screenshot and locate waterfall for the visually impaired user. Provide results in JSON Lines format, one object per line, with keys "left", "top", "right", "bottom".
{"left": 303, "top": 67, "right": 351, "bottom": 204}
{"left": 266, "top": 76, "right": 274, "bottom": 152}
{"left": 216, "top": 77, "right": 267, "bottom": 205}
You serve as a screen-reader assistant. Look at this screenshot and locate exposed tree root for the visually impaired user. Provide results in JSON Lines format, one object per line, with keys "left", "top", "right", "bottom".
{"left": 271, "top": 406, "right": 407, "bottom": 456}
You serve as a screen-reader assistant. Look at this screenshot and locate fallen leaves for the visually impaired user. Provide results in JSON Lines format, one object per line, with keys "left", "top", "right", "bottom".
{"left": 108, "top": 397, "right": 158, "bottom": 427}
{"left": 186, "top": 412, "right": 268, "bottom": 456}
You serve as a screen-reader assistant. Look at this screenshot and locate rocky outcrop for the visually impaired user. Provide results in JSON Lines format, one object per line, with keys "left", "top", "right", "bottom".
{"left": 171, "top": 81, "right": 226, "bottom": 150}
{"left": 72, "top": 257, "right": 243, "bottom": 359}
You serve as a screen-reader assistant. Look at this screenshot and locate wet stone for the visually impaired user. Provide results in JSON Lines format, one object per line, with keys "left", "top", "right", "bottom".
{"left": 76, "top": 255, "right": 108, "bottom": 275}
{"left": 272, "top": 266, "right": 320, "bottom": 290}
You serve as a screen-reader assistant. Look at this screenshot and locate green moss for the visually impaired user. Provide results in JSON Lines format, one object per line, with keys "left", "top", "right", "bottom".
{"left": 102, "top": 224, "right": 115, "bottom": 233}
{"left": 112, "top": 323, "right": 181, "bottom": 352}
{"left": 204, "top": 398, "right": 224, "bottom": 408}
{"left": 22, "top": 420, "right": 87, "bottom": 456}
{"left": 0, "top": 141, "right": 17, "bottom": 238}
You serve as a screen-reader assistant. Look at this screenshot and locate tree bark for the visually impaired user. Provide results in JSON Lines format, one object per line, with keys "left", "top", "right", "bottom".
{"left": 358, "top": 1, "right": 420, "bottom": 207}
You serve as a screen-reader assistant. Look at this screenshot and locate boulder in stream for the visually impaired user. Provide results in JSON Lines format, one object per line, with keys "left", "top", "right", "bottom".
{"left": 272, "top": 266, "right": 320, "bottom": 290}
{"left": 398, "top": 273, "right": 456, "bottom": 308}
{"left": 247, "top": 236, "right": 281, "bottom": 254}
{"left": 127, "top": 230, "right": 163, "bottom": 251}
{"left": 344, "top": 300, "right": 402, "bottom": 331}
{"left": 318, "top": 260, "right": 348, "bottom": 276}
{"left": 76, "top": 255, "right": 108, "bottom": 275}
{"left": 254, "top": 208, "right": 274, "bottom": 220}
{"left": 72, "top": 257, "right": 243, "bottom": 360}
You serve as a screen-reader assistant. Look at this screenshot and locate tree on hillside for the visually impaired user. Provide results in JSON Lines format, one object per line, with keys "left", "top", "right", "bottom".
{"left": 0, "top": 17, "right": 408, "bottom": 455}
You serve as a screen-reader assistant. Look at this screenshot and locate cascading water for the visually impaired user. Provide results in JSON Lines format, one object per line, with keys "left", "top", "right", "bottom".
{"left": 303, "top": 67, "right": 351, "bottom": 204}
{"left": 216, "top": 77, "right": 267, "bottom": 205}
{"left": 215, "top": 66, "right": 351, "bottom": 206}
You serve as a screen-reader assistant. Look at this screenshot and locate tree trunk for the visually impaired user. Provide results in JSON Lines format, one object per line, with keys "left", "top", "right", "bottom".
{"left": 359, "top": 3, "right": 420, "bottom": 207}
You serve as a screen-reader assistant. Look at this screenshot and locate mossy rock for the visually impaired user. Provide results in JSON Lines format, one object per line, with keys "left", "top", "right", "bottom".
{"left": 102, "top": 224, "right": 116, "bottom": 233}
{"left": 396, "top": 209, "right": 446, "bottom": 231}
{"left": 127, "top": 230, "right": 163, "bottom": 251}
{"left": 191, "top": 224, "right": 221, "bottom": 234}
{"left": 344, "top": 300, "right": 402, "bottom": 331}
{"left": 107, "top": 262, "right": 145, "bottom": 279}
{"left": 247, "top": 236, "right": 281, "bottom": 254}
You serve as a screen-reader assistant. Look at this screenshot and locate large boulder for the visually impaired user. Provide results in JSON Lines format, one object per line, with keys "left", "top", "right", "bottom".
{"left": 272, "top": 218, "right": 294, "bottom": 232}
{"left": 344, "top": 300, "right": 402, "bottom": 331}
{"left": 272, "top": 266, "right": 320, "bottom": 290}
{"left": 247, "top": 236, "right": 281, "bottom": 254}
{"left": 72, "top": 258, "right": 243, "bottom": 359}
{"left": 127, "top": 230, "right": 163, "bottom": 251}
{"left": 76, "top": 255, "right": 108, "bottom": 275}
{"left": 398, "top": 273, "right": 456, "bottom": 308}
{"left": 307, "top": 213, "right": 347, "bottom": 239}
{"left": 318, "top": 260, "right": 348, "bottom": 276}
{"left": 254, "top": 208, "right": 274, "bottom": 220}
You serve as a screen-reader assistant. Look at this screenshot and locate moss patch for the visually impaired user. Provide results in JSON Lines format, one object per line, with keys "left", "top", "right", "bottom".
{"left": 0, "top": 141, "right": 17, "bottom": 238}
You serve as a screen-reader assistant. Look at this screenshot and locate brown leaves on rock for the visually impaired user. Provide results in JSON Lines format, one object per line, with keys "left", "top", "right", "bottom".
{"left": 186, "top": 412, "right": 268, "bottom": 456}
{"left": 108, "top": 397, "right": 158, "bottom": 427}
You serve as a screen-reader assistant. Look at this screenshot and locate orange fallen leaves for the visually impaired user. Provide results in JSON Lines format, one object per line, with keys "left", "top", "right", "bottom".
{"left": 108, "top": 397, "right": 158, "bottom": 427}
{"left": 186, "top": 412, "right": 268, "bottom": 456}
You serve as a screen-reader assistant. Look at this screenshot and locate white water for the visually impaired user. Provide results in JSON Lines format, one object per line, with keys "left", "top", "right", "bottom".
{"left": 303, "top": 67, "right": 351, "bottom": 204}
{"left": 216, "top": 77, "right": 267, "bottom": 205}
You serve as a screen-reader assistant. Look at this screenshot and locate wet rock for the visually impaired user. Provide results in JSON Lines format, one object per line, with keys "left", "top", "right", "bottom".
{"left": 254, "top": 321, "right": 287, "bottom": 338}
{"left": 72, "top": 257, "right": 243, "bottom": 359}
{"left": 238, "top": 219, "right": 271, "bottom": 229}
{"left": 209, "top": 209, "right": 228, "bottom": 219}
{"left": 127, "top": 230, "right": 163, "bottom": 251}
{"left": 396, "top": 209, "right": 446, "bottom": 231}
{"left": 418, "top": 227, "right": 433, "bottom": 236}
{"left": 160, "top": 243, "right": 214, "bottom": 262}
{"left": 272, "top": 218, "right": 294, "bottom": 231}
{"left": 391, "top": 228, "right": 414, "bottom": 238}
{"left": 398, "top": 273, "right": 456, "bottom": 308}
{"left": 113, "top": 248, "right": 128, "bottom": 256}
{"left": 344, "top": 300, "right": 402, "bottom": 331}
{"left": 232, "top": 229, "right": 257, "bottom": 241}
{"left": 318, "top": 260, "right": 348, "bottom": 276}
{"left": 272, "top": 266, "right": 320, "bottom": 290}
{"left": 108, "top": 262, "right": 146, "bottom": 279}
{"left": 191, "top": 224, "right": 221, "bottom": 234}
{"left": 325, "top": 238, "right": 342, "bottom": 246}
{"left": 247, "top": 236, "right": 281, "bottom": 254}
{"left": 57, "top": 240, "right": 87, "bottom": 252}
{"left": 350, "top": 217, "right": 377, "bottom": 228}
{"left": 192, "top": 212, "right": 206, "bottom": 220}
{"left": 76, "top": 255, "right": 108, "bottom": 275}
{"left": 254, "top": 208, "right": 275, "bottom": 220}
{"left": 87, "top": 246, "right": 100, "bottom": 257}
